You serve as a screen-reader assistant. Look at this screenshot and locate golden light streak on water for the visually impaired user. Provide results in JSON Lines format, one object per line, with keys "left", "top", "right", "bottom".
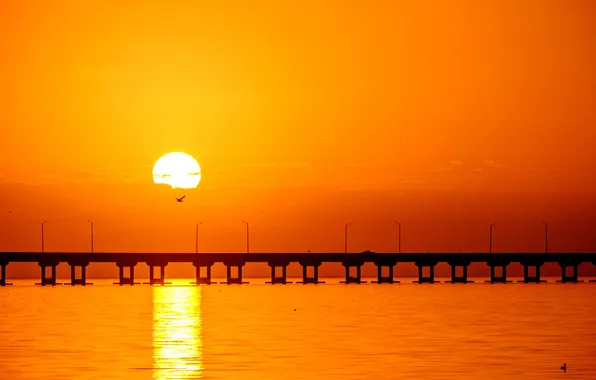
{"left": 152, "top": 286, "right": 203, "bottom": 379}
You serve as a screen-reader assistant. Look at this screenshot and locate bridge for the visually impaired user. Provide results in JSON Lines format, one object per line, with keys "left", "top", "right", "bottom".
{"left": 0, "top": 252, "right": 595, "bottom": 286}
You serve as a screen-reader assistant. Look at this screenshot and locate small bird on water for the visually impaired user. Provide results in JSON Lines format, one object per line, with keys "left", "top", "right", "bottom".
{"left": 561, "top": 363, "right": 567, "bottom": 373}
{"left": 176, "top": 195, "right": 186, "bottom": 203}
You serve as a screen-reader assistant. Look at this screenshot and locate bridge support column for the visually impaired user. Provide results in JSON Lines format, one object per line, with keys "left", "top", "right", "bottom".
{"left": 558, "top": 262, "right": 581, "bottom": 283}
{"left": 68, "top": 261, "right": 91, "bottom": 286}
{"left": 192, "top": 262, "right": 213, "bottom": 285}
{"left": 267, "top": 262, "right": 290, "bottom": 284}
{"left": 299, "top": 262, "right": 322, "bottom": 284}
{"left": 448, "top": 261, "right": 472, "bottom": 283}
{"left": 486, "top": 262, "right": 510, "bottom": 283}
{"left": 374, "top": 261, "right": 398, "bottom": 284}
{"left": 0, "top": 261, "right": 11, "bottom": 286}
{"left": 519, "top": 261, "right": 545, "bottom": 283}
{"left": 415, "top": 261, "right": 438, "bottom": 284}
{"left": 37, "top": 262, "right": 59, "bottom": 286}
{"left": 146, "top": 262, "right": 169, "bottom": 285}
{"left": 341, "top": 262, "right": 364, "bottom": 284}
{"left": 224, "top": 262, "right": 246, "bottom": 284}
{"left": 115, "top": 262, "right": 137, "bottom": 285}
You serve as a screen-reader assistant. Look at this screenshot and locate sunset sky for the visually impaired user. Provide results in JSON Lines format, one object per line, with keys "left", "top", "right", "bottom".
{"left": 1, "top": 0, "right": 595, "bottom": 269}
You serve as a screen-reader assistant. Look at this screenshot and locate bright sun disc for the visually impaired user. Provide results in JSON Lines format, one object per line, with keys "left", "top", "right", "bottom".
{"left": 153, "top": 152, "right": 202, "bottom": 189}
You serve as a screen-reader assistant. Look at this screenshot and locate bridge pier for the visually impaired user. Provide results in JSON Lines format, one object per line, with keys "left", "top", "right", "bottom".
{"left": 519, "top": 261, "right": 545, "bottom": 283}
{"left": 267, "top": 262, "right": 290, "bottom": 284}
{"left": 145, "top": 262, "right": 169, "bottom": 285}
{"left": 374, "top": 261, "right": 398, "bottom": 284}
{"left": 37, "top": 262, "right": 60, "bottom": 286}
{"left": 299, "top": 262, "right": 322, "bottom": 284}
{"left": 67, "top": 261, "right": 91, "bottom": 286}
{"left": 486, "top": 261, "right": 511, "bottom": 283}
{"left": 415, "top": 261, "right": 438, "bottom": 283}
{"left": 448, "top": 261, "right": 472, "bottom": 283}
{"left": 558, "top": 261, "right": 581, "bottom": 283}
{"left": 224, "top": 262, "right": 246, "bottom": 284}
{"left": 115, "top": 262, "right": 138, "bottom": 285}
{"left": 341, "top": 262, "right": 364, "bottom": 284}
{"left": 0, "top": 261, "right": 11, "bottom": 286}
{"left": 192, "top": 261, "right": 213, "bottom": 285}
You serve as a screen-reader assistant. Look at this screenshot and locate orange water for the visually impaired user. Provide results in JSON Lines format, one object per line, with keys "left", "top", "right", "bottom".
{"left": 0, "top": 279, "right": 595, "bottom": 379}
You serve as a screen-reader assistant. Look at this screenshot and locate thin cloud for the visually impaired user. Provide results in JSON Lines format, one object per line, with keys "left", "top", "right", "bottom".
{"left": 424, "top": 167, "right": 452, "bottom": 173}
{"left": 483, "top": 160, "right": 507, "bottom": 169}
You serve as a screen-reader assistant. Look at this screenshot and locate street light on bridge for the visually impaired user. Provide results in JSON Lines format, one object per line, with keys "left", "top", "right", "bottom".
{"left": 489, "top": 223, "right": 496, "bottom": 253}
{"left": 195, "top": 222, "right": 202, "bottom": 254}
{"left": 541, "top": 221, "right": 548, "bottom": 254}
{"left": 242, "top": 221, "right": 249, "bottom": 254}
{"left": 344, "top": 222, "right": 352, "bottom": 254}
{"left": 41, "top": 221, "right": 48, "bottom": 253}
{"left": 394, "top": 221, "right": 401, "bottom": 254}
{"left": 87, "top": 220, "right": 94, "bottom": 253}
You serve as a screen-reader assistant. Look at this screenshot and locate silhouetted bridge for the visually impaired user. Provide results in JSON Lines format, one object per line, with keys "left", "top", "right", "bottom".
{"left": 0, "top": 252, "right": 595, "bottom": 286}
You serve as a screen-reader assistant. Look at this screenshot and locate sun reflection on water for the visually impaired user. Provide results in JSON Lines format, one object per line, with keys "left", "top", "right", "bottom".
{"left": 152, "top": 286, "right": 203, "bottom": 379}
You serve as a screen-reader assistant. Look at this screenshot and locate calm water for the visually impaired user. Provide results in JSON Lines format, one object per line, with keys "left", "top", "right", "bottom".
{"left": 1, "top": 278, "right": 595, "bottom": 380}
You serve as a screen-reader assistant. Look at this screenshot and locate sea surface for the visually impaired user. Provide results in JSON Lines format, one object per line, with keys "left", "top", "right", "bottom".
{"left": 0, "top": 278, "right": 595, "bottom": 380}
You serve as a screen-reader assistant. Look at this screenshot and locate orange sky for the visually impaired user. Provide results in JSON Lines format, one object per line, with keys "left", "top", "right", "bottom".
{"left": 1, "top": 0, "right": 595, "bottom": 265}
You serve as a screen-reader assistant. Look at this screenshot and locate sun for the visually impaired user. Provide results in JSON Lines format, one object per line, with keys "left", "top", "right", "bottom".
{"left": 153, "top": 152, "right": 202, "bottom": 189}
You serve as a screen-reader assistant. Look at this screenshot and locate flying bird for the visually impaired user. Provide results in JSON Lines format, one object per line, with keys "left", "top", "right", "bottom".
{"left": 561, "top": 363, "right": 566, "bottom": 373}
{"left": 176, "top": 195, "right": 186, "bottom": 203}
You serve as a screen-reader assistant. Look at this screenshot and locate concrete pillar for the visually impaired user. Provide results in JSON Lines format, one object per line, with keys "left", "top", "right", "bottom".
{"left": 268, "top": 262, "right": 290, "bottom": 284}
{"left": 115, "top": 263, "right": 137, "bottom": 285}
{"left": 375, "top": 263, "right": 396, "bottom": 284}
{"left": 146, "top": 263, "right": 168, "bottom": 285}
{"left": 558, "top": 262, "right": 580, "bottom": 283}
{"left": 0, "top": 262, "right": 8, "bottom": 286}
{"left": 415, "top": 262, "right": 437, "bottom": 283}
{"left": 520, "top": 262, "right": 544, "bottom": 283}
{"left": 37, "top": 262, "right": 58, "bottom": 286}
{"left": 342, "top": 263, "right": 363, "bottom": 284}
{"left": 489, "top": 264, "right": 509, "bottom": 283}
{"left": 448, "top": 261, "right": 471, "bottom": 283}
{"left": 68, "top": 262, "right": 90, "bottom": 285}
{"left": 299, "top": 262, "right": 322, "bottom": 284}
{"left": 192, "top": 262, "right": 213, "bottom": 285}
{"left": 224, "top": 262, "right": 245, "bottom": 284}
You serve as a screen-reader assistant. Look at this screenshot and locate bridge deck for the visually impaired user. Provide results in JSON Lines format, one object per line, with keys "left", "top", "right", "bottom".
{"left": 0, "top": 252, "right": 595, "bottom": 263}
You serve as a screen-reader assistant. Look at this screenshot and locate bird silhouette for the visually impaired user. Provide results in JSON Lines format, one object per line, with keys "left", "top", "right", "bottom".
{"left": 176, "top": 195, "right": 186, "bottom": 203}
{"left": 561, "top": 363, "right": 567, "bottom": 373}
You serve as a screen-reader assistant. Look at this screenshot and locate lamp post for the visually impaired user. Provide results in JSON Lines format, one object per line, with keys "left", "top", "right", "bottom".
{"left": 541, "top": 221, "right": 548, "bottom": 254}
{"left": 195, "top": 222, "right": 202, "bottom": 254}
{"left": 87, "top": 220, "right": 94, "bottom": 253}
{"left": 489, "top": 223, "right": 496, "bottom": 253}
{"left": 344, "top": 222, "right": 351, "bottom": 254}
{"left": 41, "top": 221, "right": 47, "bottom": 253}
{"left": 242, "top": 221, "right": 249, "bottom": 253}
{"left": 394, "top": 221, "right": 401, "bottom": 253}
